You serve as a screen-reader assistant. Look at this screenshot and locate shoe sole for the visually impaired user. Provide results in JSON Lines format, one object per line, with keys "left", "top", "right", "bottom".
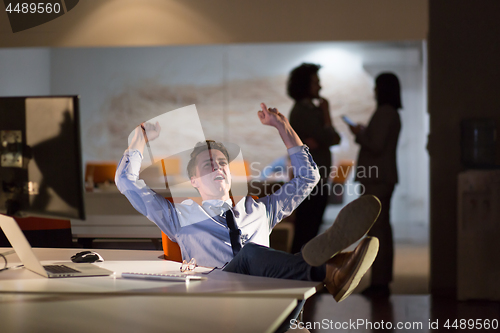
{"left": 333, "top": 237, "right": 379, "bottom": 302}
{"left": 302, "top": 195, "right": 381, "bottom": 267}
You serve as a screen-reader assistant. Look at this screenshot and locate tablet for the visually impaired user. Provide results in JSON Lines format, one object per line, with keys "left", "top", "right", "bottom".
{"left": 341, "top": 115, "right": 357, "bottom": 127}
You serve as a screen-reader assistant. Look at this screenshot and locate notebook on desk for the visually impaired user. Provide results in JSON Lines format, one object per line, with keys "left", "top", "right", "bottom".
{"left": 0, "top": 215, "right": 113, "bottom": 278}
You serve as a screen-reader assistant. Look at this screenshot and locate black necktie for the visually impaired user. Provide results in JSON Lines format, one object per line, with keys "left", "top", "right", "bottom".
{"left": 225, "top": 209, "right": 241, "bottom": 256}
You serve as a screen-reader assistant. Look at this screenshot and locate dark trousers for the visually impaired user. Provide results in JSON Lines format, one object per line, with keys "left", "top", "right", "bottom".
{"left": 223, "top": 243, "right": 326, "bottom": 282}
{"left": 362, "top": 182, "right": 395, "bottom": 286}
{"left": 291, "top": 178, "right": 329, "bottom": 254}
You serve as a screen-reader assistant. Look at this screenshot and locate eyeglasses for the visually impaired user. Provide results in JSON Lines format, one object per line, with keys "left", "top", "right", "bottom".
{"left": 180, "top": 258, "right": 197, "bottom": 273}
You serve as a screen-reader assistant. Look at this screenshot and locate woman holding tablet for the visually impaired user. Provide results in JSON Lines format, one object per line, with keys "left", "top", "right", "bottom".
{"left": 347, "top": 73, "right": 402, "bottom": 298}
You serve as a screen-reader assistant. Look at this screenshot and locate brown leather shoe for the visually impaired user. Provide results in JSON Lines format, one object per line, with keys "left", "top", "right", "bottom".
{"left": 324, "top": 237, "right": 379, "bottom": 302}
{"left": 302, "top": 195, "right": 381, "bottom": 267}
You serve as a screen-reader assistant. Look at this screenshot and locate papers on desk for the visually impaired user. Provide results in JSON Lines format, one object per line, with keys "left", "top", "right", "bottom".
{"left": 121, "top": 272, "right": 207, "bottom": 282}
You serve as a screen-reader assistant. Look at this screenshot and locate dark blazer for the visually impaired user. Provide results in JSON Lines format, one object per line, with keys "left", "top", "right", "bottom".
{"left": 289, "top": 100, "right": 341, "bottom": 179}
{"left": 355, "top": 104, "right": 401, "bottom": 184}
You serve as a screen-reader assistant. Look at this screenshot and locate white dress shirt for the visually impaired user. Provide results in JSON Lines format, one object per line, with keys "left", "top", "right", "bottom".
{"left": 115, "top": 145, "right": 320, "bottom": 267}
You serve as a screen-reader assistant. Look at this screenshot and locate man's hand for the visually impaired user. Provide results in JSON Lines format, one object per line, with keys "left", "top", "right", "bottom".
{"left": 257, "top": 103, "right": 288, "bottom": 128}
{"left": 128, "top": 121, "right": 161, "bottom": 154}
{"left": 141, "top": 121, "right": 161, "bottom": 143}
{"left": 258, "top": 102, "right": 302, "bottom": 149}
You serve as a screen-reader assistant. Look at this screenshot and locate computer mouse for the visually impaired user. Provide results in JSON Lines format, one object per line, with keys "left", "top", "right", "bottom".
{"left": 71, "top": 251, "right": 104, "bottom": 263}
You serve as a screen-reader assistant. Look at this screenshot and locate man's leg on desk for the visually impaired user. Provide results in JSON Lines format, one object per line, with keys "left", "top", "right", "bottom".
{"left": 224, "top": 195, "right": 381, "bottom": 302}
{"left": 223, "top": 242, "right": 325, "bottom": 281}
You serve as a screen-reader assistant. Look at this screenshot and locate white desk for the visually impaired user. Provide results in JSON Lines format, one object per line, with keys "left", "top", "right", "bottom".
{"left": 0, "top": 294, "right": 298, "bottom": 333}
{"left": 0, "top": 248, "right": 320, "bottom": 332}
{"left": 0, "top": 248, "right": 320, "bottom": 299}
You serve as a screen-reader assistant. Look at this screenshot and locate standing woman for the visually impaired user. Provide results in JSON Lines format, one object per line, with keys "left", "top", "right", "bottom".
{"left": 348, "top": 73, "right": 402, "bottom": 297}
{"left": 288, "top": 63, "right": 341, "bottom": 254}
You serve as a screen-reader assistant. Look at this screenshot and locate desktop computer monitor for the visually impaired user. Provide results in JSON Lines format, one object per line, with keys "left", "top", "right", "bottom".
{"left": 0, "top": 96, "right": 85, "bottom": 220}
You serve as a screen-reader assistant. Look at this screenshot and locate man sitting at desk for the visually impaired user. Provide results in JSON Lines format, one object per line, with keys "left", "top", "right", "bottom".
{"left": 115, "top": 103, "right": 380, "bottom": 302}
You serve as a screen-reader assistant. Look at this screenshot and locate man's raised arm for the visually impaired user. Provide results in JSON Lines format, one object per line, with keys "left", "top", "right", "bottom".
{"left": 127, "top": 122, "right": 161, "bottom": 155}
{"left": 258, "top": 103, "right": 303, "bottom": 149}
{"left": 256, "top": 103, "right": 320, "bottom": 228}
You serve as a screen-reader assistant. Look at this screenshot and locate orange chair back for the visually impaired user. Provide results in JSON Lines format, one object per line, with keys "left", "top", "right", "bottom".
{"left": 161, "top": 197, "right": 184, "bottom": 262}
{"left": 161, "top": 231, "right": 183, "bottom": 262}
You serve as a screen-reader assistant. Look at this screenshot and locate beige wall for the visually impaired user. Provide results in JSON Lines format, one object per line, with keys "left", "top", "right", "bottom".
{"left": 0, "top": 0, "right": 428, "bottom": 47}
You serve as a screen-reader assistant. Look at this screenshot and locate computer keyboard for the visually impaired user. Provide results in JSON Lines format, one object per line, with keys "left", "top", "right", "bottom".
{"left": 121, "top": 272, "right": 207, "bottom": 282}
{"left": 44, "top": 265, "right": 81, "bottom": 274}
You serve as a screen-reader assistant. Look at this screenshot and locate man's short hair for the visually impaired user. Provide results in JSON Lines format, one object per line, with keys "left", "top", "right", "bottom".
{"left": 187, "top": 140, "right": 230, "bottom": 179}
{"left": 287, "top": 63, "right": 321, "bottom": 102}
